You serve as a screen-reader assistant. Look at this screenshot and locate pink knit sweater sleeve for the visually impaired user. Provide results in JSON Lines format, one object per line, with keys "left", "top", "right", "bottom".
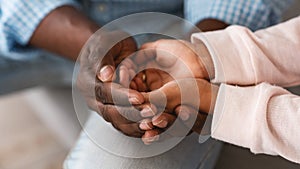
{"left": 212, "top": 83, "right": 300, "bottom": 163}
{"left": 192, "top": 16, "right": 300, "bottom": 86}
{"left": 192, "top": 17, "right": 300, "bottom": 163}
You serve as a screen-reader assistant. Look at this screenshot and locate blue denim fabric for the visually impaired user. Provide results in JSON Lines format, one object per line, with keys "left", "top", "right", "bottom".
{"left": 1, "top": 0, "right": 292, "bottom": 59}
{"left": 0, "top": 0, "right": 183, "bottom": 94}
{"left": 83, "top": 0, "right": 183, "bottom": 25}
{"left": 64, "top": 112, "right": 223, "bottom": 169}
{"left": 0, "top": 53, "right": 74, "bottom": 94}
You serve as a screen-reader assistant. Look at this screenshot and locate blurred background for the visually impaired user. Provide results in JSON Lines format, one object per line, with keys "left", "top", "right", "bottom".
{"left": 0, "top": 1, "right": 300, "bottom": 169}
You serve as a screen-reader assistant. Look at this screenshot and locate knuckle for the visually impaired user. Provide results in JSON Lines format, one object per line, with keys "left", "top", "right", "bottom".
{"left": 126, "top": 107, "right": 142, "bottom": 122}
{"left": 95, "top": 83, "right": 110, "bottom": 103}
{"left": 98, "top": 105, "right": 111, "bottom": 122}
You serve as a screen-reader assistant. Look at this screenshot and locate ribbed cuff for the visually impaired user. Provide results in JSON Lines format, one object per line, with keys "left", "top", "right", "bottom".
{"left": 192, "top": 26, "right": 257, "bottom": 85}
{"left": 211, "top": 84, "right": 258, "bottom": 149}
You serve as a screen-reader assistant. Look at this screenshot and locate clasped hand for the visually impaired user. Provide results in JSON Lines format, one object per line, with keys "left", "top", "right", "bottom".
{"left": 77, "top": 32, "right": 218, "bottom": 144}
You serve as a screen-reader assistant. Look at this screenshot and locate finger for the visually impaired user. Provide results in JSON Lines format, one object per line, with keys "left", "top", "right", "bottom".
{"left": 141, "top": 90, "right": 167, "bottom": 117}
{"left": 175, "top": 105, "right": 194, "bottom": 121}
{"left": 144, "top": 69, "right": 166, "bottom": 90}
{"left": 152, "top": 113, "right": 176, "bottom": 129}
{"left": 141, "top": 119, "right": 191, "bottom": 145}
{"left": 157, "top": 112, "right": 191, "bottom": 138}
{"left": 142, "top": 89, "right": 165, "bottom": 106}
{"left": 141, "top": 127, "right": 185, "bottom": 145}
{"left": 95, "top": 82, "right": 144, "bottom": 105}
{"left": 120, "top": 103, "right": 157, "bottom": 122}
{"left": 132, "top": 72, "right": 148, "bottom": 92}
{"left": 118, "top": 58, "right": 138, "bottom": 87}
{"left": 98, "top": 103, "right": 145, "bottom": 123}
{"left": 97, "top": 52, "right": 116, "bottom": 82}
{"left": 119, "top": 65, "right": 130, "bottom": 87}
{"left": 97, "top": 103, "right": 158, "bottom": 138}
{"left": 116, "top": 37, "right": 137, "bottom": 65}
{"left": 141, "top": 89, "right": 168, "bottom": 113}
{"left": 130, "top": 81, "right": 138, "bottom": 90}
{"left": 143, "top": 79, "right": 208, "bottom": 112}
{"left": 175, "top": 105, "right": 208, "bottom": 135}
{"left": 139, "top": 118, "right": 154, "bottom": 130}
{"left": 120, "top": 57, "right": 137, "bottom": 71}
{"left": 142, "top": 129, "right": 160, "bottom": 145}
{"left": 97, "top": 32, "right": 137, "bottom": 82}
{"left": 137, "top": 103, "right": 158, "bottom": 118}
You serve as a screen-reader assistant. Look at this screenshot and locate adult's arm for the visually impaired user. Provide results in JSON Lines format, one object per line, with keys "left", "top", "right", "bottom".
{"left": 0, "top": 0, "right": 82, "bottom": 60}
{"left": 0, "top": 0, "right": 150, "bottom": 137}
{"left": 29, "top": 6, "right": 99, "bottom": 60}
{"left": 185, "top": 0, "right": 294, "bottom": 31}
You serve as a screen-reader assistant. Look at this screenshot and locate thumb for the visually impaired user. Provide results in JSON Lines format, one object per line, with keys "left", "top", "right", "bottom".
{"left": 98, "top": 65, "right": 115, "bottom": 82}
{"left": 141, "top": 90, "right": 167, "bottom": 117}
{"left": 97, "top": 52, "right": 116, "bottom": 82}
{"left": 142, "top": 90, "right": 167, "bottom": 108}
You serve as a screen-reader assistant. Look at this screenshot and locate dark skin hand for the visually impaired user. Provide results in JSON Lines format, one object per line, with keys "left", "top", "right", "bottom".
{"left": 29, "top": 6, "right": 149, "bottom": 137}
{"left": 29, "top": 6, "right": 228, "bottom": 138}
{"left": 30, "top": 6, "right": 99, "bottom": 60}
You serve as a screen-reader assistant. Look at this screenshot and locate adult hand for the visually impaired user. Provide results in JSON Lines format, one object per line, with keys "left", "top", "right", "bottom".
{"left": 77, "top": 31, "right": 154, "bottom": 137}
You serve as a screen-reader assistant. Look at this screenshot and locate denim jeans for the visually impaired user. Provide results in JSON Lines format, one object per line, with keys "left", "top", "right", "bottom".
{"left": 0, "top": 0, "right": 183, "bottom": 94}
{"left": 64, "top": 112, "right": 222, "bottom": 169}
{"left": 0, "top": 54, "right": 74, "bottom": 94}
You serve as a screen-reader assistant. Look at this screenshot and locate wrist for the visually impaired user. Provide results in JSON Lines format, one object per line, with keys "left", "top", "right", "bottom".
{"left": 208, "top": 84, "right": 219, "bottom": 115}
{"left": 198, "top": 80, "right": 218, "bottom": 114}
{"left": 195, "top": 42, "right": 215, "bottom": 79}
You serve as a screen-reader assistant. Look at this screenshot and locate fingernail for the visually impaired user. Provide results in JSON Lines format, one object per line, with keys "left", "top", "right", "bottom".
{"left": 99, "top": 65, "right": 114, "bottom": 81}
{"left": 129, "top": 97, "right": 141, "bottom": 105}
{"left": 179, "top": 112, "right": 190, "bottom": 121}
{"left": 146, "top": 135, "right": 159, "bottom": 142}
{"left": 141, "top": 107, "right": 155, "bottom": 117}
{"left": 139, "top": 122, "right": 152, "bottom": 130}
{"left": 143, "top": 141, "right": 151, "bottom": 145}
{"left": 153, "top": 119, "right": 168, "bottom": 128}
{"left": 150, "top": 135, "right": 160, "bottom": 142}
